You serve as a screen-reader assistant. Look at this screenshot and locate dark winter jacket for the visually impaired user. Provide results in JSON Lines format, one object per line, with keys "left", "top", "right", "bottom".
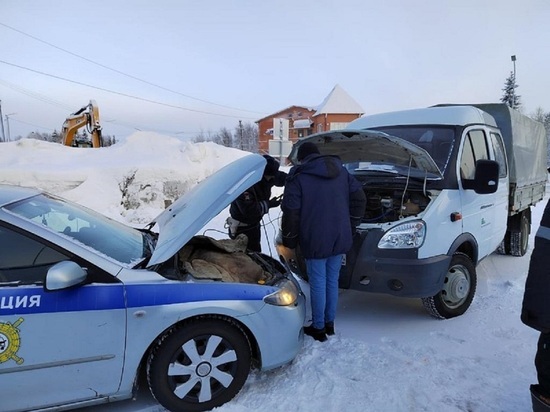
{"left": 281, "top": 154, "right": 366, "bottom": 259}
{"left": 229, "top": 170, "right": 286, "bottom": 226}
{"left": 522, "top": 198, "right": 550, "bottom": 333}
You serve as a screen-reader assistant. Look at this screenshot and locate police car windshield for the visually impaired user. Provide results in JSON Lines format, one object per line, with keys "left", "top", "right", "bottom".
{"left": 6, "top": 194, "right": 145, "bottom": 265}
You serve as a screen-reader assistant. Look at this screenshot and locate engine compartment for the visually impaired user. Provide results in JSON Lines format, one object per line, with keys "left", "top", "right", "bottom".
{"left": 361, "top": 187, "right": 432, "bottom": 223}
{"left": 157, "top": 234, "right": 286, "bottom": 284}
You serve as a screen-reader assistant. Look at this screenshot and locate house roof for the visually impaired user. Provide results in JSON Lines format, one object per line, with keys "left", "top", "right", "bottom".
{"left": 293, "top": 118, "right": 313, "bottom": 129}
{"left": 255, "top": 105, "right": 315, "bottom": 123}
{"left": 313, "top": 84, "right": 364, "bottom": 116}
{"left": 255, "top": 85, "right": 364, "bottom": 123}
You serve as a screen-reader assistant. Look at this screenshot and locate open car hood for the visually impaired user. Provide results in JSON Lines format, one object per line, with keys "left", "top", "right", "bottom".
{"left": 289, "top": 129, "right": 442, "bottom": 178}
{"left": 147, "top": 154, "right": 266, "bottom": 267}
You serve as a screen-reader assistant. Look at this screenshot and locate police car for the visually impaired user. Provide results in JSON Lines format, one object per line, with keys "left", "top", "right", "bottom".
{"left": 0, "top": 154, "right": 305, "bottom": 412}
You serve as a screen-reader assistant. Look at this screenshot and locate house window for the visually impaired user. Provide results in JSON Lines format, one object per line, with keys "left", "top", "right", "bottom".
{"left": 330, "top": 122, "right": 349, "bottom": 130}
{"left": 317, "top": 124, "right": 324, "bottom": 133}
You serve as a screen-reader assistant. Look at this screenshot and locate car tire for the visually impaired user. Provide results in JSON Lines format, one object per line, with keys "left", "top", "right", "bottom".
{"left": 421, "top": 252, "right": 477, "bottom": 319}
{"left": 147, "top": 318, "right": 251, "bottom": 412}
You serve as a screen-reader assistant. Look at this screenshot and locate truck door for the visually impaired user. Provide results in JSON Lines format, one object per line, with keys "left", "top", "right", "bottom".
{"left": 488, "top": 131, "right": 509, "bottom": 249}
{"left": 458, "top": 128, "right": 498, "bottom": 259}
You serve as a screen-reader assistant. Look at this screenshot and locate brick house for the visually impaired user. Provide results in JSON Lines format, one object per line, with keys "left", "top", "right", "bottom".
{"left": 256, "top": 84, "right": 364, "bottom": 160}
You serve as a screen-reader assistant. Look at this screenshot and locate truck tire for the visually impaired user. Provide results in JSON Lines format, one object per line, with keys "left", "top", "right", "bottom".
{"left": 421, "top": 252, "right": 477, "bottom": 319}
{"left": 496, "top": 232, "right": 510, "bottom": 255}
{"left": 509, "top": 210, "right": 530, "bottom": 257}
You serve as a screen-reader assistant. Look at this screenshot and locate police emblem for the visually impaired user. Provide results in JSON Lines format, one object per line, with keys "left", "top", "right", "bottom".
{"left": 0, "top": 318, "right": 24, "bottom": 365}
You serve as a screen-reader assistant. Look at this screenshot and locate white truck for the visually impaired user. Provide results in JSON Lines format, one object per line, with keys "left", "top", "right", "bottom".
{"left": 279, "top": 103, "right": 548, "bottom": 319}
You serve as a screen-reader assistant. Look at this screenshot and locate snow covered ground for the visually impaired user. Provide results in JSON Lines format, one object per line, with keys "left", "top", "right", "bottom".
{"left": 0, "top": 133, "right": 545, "bottom": 412}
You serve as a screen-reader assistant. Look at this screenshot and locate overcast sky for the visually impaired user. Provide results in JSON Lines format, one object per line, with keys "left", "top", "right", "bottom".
{"left": 1, "top": 0, "right": 549, "bottom": 141}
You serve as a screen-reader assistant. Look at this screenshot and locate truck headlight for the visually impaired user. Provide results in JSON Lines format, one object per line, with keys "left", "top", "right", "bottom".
{"left": 378, "top": 221, "right": 426, "bottom": 249}
{"left": 264, "top": 279, "right": 299, "bottom": 306}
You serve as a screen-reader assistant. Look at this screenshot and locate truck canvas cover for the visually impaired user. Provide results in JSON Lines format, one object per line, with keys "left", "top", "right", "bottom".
{"left": 471, "top": 103, "right": 548, "bottom": 188}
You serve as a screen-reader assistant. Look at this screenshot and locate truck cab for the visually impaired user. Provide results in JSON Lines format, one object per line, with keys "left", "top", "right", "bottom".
{"left": 278, "top": 104, "right": 547, "bottom": 319}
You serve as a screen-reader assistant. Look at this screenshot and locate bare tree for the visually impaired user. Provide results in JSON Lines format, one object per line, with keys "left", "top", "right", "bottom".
{"left": 234, "top": 121, "right": 258, "bottom": 152}
{"left": 218, "top": 127, "right": 233, "bottom": 147}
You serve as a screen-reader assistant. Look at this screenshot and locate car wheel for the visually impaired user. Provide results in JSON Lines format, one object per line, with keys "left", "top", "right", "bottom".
{"left": 421, "top": 252, "right": 477, "bottom": 319}
{"left": 510, "top": 211, "right": 530, "bottom": 257}
{"left": 147, "top": 318, "right": 251, "bottom": 412}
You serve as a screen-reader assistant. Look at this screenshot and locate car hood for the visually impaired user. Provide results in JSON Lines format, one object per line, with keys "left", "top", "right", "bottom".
{"left": 288, "top": 129, "right": 442, "bottom": 178}
{"left": 147, "top": 154, "right": 266, "bottom": 267}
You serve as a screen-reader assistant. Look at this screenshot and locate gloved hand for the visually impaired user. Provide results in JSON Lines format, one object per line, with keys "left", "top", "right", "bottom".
{"left": 282, "top": 235, "right": 298, "bottom": 249}
{"left": 268, "top": 196, "right": 282, "bottom": 208}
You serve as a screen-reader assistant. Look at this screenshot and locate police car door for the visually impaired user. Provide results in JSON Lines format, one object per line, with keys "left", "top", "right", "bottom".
{"left": 0, "top": 225, "right": 125, "bottom": 411}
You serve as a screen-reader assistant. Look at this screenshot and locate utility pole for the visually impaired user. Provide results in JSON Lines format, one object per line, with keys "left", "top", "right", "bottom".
{"left": 0, "top": 100, "right": 5, "bottom": 142}
{"left": 511, "top": 55, "right": 517, "bottom": 79}
{"left": 5, "top": 113, "right": 16, "bottom": 142}
{"left": 239, "top": 120, "right": 243, "bottom": 150}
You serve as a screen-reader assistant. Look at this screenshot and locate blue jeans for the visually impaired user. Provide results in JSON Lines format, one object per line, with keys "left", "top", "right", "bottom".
{"left": 305, "top": 255, "right": 343, "bottom": 329}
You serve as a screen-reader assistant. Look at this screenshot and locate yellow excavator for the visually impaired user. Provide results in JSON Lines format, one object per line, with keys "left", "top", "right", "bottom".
{"left": 61, "top": 100, "right": 103, "bottom": 148}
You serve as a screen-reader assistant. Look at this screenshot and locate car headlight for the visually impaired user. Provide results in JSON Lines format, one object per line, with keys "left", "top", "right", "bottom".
{"left": 264, "top": 279, "right": 299, "bottom": 306}
{"left": 378, "top": 220, "right": 426, "bottom": 249}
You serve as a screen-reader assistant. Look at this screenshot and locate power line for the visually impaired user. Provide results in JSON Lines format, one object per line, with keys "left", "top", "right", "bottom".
{"left": 0, "top": 80, "right": 199, "bottom": 136}
{"left": 0, "top": 59, "right": 258, "bottom": 120}
{"left": 0, "top": 21, "right": 266, "bottom": 116}
{"left": 0, "top": 78, "right": 236, "bottom": 137}
{"left": 0, "top": 79, "right": 74, "bottom": 111}
{"left": 7, "top": 117, "right": 52, "bottom": 132}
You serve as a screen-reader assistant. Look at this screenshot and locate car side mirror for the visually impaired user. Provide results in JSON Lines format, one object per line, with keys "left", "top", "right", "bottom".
{"left": 462, "top": 159, "right": 499, "bottom": 194}
{"left": 45, "top": 261, "right": 87, "bottom": 291}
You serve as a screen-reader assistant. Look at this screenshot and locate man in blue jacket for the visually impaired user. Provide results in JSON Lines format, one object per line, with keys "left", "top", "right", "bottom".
{"left": 281, "top": 142, "right": 366, "bottom": 342}
{"left": 522, "top": 197, "right": 550, "bottom": 411}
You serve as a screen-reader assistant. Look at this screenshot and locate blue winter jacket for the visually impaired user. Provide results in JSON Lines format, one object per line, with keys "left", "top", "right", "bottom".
{"left": 281, "top": 154, "right": 366, "bottom": 259}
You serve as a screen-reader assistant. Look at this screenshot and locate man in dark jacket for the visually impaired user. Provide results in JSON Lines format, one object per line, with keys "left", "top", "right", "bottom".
{"left": 281, "top": 142, "right": 366, "bottom": 342}
{"left": 228, "top": 155, "right": 287, "bottom": 253}
{"left": 522, "top": 198, "right": 550, "bottom": 411}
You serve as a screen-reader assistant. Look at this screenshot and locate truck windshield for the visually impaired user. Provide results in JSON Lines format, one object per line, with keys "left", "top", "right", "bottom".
{"left": 371, "top": 126, "right": 455, "bottom": 174}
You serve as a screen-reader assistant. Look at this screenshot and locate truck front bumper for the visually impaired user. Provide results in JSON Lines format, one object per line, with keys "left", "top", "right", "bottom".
{"left": 348, "top": 253, "right": 451, "bottom": 298}
{"left": 343, "top": 229, "right": 452, "bottom": 298}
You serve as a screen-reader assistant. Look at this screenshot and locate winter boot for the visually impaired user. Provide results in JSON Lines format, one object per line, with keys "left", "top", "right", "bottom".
{"left": 325, "top": 322, "right": 335, "bottom": 336}
{"left": 304, "top": 326, "right": 327, "bottom": 342}
{"left": 531, "top": 384, "right": 550, "bottom": 411}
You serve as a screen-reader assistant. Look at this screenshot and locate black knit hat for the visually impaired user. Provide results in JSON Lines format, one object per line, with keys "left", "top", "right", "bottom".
{"left": 263, "top": 155, "right": 280, "bottom": 176}
{"left": 297, "top": 142, "right": 320, "bottom": 161}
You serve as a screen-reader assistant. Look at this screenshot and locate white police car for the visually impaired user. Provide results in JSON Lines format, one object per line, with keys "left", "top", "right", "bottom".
{"left": 0, "top": 154, "right": 305, "bottom": 412}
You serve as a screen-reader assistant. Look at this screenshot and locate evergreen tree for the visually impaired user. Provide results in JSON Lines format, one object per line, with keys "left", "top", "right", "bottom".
{"left": 501, "top": 71, "right": 521, "bottom": 109}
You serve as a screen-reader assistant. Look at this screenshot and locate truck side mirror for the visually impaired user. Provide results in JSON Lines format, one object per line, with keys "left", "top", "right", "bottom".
{"left": 462, "top": 159, "right": 499, "bottom": 194}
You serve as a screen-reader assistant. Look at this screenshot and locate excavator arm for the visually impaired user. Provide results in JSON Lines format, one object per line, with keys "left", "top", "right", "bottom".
{"left": 61, "top": 100, "right": 102, "bottom": 148}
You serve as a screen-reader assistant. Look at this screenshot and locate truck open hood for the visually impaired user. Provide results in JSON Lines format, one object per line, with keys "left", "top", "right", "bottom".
{"left": 289, "top": 129, "right": 443, "bottom": 178}
{"left": 147, "top": 154, "right": 266, "bottom": 267}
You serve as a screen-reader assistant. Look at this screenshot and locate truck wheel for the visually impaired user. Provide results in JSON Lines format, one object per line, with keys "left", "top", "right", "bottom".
{"left": 510, "top": 211, "right": 530, "bottom": 257}
{"left": 147, "top": 318, "right": 251, "bottom": 412}
{"left": 496, "top": 232, "right": 511, "bottom": 255}
{"left": 421, "top": 252, "right": 477, "bottom": 319}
